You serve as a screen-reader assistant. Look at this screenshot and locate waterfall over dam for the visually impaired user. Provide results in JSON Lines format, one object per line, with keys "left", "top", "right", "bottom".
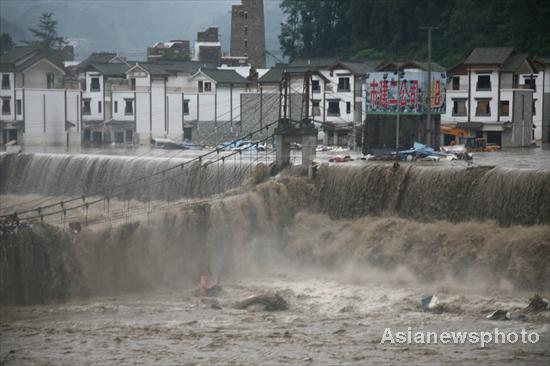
{"left": 0, "top": 153, "right": 253, "bottom": 202}
{"left": 1, "top": 152, "right": 550, "bottom": 305}
{"left": 316, "top": 164, "right": 550, "bottom": 225}
{"left": 1, "top": 152, "right": 549, "bottom": 225}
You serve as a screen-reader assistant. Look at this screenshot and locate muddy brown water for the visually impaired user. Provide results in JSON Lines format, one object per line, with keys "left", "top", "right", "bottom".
{"left": 1, "top": 153, "right": 549, "bottom": 365}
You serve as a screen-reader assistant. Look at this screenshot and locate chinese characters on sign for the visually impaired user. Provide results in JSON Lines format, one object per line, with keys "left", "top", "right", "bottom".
{"left": 366, "top": 72, "right": 446, "bottom": 114}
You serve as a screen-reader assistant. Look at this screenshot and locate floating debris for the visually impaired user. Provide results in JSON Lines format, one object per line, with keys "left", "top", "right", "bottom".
{"left": 234, "top": 293, "right": 288, "bottom": 311}
{"left": 420, "top": 294, "right": 439, "bottom": 311}
{"left": 525, "top": 294, "right": 550, "bottom": 313}
{"left": 486, "top": 309, "right": 511, "bottom": 321}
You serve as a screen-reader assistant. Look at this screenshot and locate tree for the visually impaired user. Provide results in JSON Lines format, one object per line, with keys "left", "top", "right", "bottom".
{"left": 279, "top": 0, "right": 550, "bottom": 67}
{"left": 25, "top": 13, "right": 65, "bottom": 51}
{"left": 0, "top": 33, "right": 15, "bottom": 55}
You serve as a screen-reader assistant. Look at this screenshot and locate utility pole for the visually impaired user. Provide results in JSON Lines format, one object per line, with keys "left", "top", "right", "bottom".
{"left": 420, "top": 26, "right": 439, "bottom": 146}
{"left": 395, "top": 69, "right": 403, "bottom": 165}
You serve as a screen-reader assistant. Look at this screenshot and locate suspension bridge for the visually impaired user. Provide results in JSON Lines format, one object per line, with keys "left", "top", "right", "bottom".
{"left": 0, "top": 72, "right": 320, "bottom": 231}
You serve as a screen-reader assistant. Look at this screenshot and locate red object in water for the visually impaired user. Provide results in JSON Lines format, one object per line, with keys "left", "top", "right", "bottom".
{"left": 69, "top": 222, "right": 82, "bottom": 233}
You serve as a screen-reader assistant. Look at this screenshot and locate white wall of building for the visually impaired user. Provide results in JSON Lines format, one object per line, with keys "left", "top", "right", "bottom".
{"left": 82, "top": 71, "right": 104, "bottom": 121}
{"left": 23, "top": 59, "right": 64, "bottom": 89}
{"left": 150, "top": 78, "right": 167, "bottom": 136}
{"left": 22, "top": 89, "right": 65, "bottom": 145}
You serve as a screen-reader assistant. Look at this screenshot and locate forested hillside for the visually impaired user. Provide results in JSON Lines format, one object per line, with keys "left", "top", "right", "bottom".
{"left": 279, "top": 0, "right": 550, "bottom": 66}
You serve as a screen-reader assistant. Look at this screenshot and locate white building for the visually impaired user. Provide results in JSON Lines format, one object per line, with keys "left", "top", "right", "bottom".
{"left": 443, "top": 47, "right": 537, "bottom": 147}
{"left": 0, "top": 47, "right": 80, "bottom": 147}
{"left": 122, "top": 62, "right": 250, "bottom": 143}
{"left": 258, "top": 58, "right": 375, "bottom": 146}
{"left": 522, "top": 57, "right": 550, "bottom": 143}
{"left": 78, "top": 61, "right": 135, "bottom": 144}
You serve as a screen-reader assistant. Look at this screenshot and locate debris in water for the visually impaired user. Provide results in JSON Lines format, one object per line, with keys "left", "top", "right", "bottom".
{"left": 486, "top": 309, "right": 511, "bottom": 320}
{"left": 525, "top": 294, "right": 550, "bottom": 313}
{"left": 329, "top": 155, "right": 353, "bottom": 163}
{"left": 234, "top": 293, "right": 288, "bottom": 311}
{"left": 420, "top": 294, "right": 439, "bottom": 311}
{"left": 198, "top": 274, "right": 221, "bottom": 297}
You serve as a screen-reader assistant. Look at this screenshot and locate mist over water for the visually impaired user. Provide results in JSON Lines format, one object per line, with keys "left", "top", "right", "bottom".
{"left": 1, "top": 158, "right": 549, "bottom": 304}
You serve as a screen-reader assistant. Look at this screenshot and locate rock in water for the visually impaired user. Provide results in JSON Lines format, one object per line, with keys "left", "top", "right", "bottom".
{"left": 234, "top": 293, "right": 288, "bottom": 311}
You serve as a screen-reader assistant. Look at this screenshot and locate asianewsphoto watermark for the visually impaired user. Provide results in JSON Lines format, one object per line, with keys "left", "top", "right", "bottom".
{"left": 381, "top": 327, "right": 541, "bottom": 348}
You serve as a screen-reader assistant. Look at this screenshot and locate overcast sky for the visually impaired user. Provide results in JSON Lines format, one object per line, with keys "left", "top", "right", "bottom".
{"left": 0, "top": 0, "right": 283, "bottom": 63}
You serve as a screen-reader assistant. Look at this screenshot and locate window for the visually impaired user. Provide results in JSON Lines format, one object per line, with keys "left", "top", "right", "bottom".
{"left": 16, "top": 99, "right": 22, "bottom": 115}
{"left": 83, "top": 129, "right": 91, "bottom": 142}
{"left": 452, "top": 99, "right": 467, "bottom": 116}
{"left": 124, "top": 99, "right": 134, "bottom": 115}
{"left": 451, "top": 77, "right": 460, "bottom": 90}
{"left": 312, "top": 100, "right": 320, "bottom": 116}
{"left": 1, "top": 74, "right": 10, "bottom": 89}
{"left": 475, "top": 99, "right": 491, "bottom": 116}
{"left": 90, "top": 77, "right": 100, "bottom": 91}
{"left": 98, "top": 101, "right": 102, "bottom": 113}
{"left": 346, "top": 101, "right": 351, "bottom": 114}
{"left": 114, "top": 101, "right": 118, "bottom": 113}
{"left": 46, "top": 73, "right": 55, "bottom": 89}
{"left": 244, "top": 39, "right": 248, "bottom": 48}
{"left": 244, "top": 11, "right": 248, "bottom": 20}
{"left": 338, "top": 77, "right": 350, "bottom": 91}
{"left": 83, "top": 99, "right": 91, "bottom": 114}
{"left": 1, "top": 97, "right": 11, "bottom": 114}
{"left": 198, "top": 80, "right": 203, "bottom": 92}
{"left": 204, "top": 82, "right": 212, "bottom": 92}
{"left": 311, "top": 80, "right": 320, "bottom": 93}
{"left": 244, "top": 26, "right": 248, "bottom": 35}
{"left": 328, "top": 100, "right": 340, "bottom": 116}
{"left": 114, "top": 131, "right": 124, "bottom": 143}
{"left": 125, "top": 129, "right": 133, "bottom": 143}
{"left": 183, "top": 99, "right": 190, "bottom": 115}
{"left": 533, "top": 100, "right": 537, "bottom": 116}
{"left": 476, "top": 75, "right": 491, "bottom": 91}
{"left": 130, "top": 78, "right": 136, "bottom": 91}
{"left": 499, "top": 101, "right": 509, "bottom": 116}
{"left": 184, "top": 127, "right": 193, "bottom": 141}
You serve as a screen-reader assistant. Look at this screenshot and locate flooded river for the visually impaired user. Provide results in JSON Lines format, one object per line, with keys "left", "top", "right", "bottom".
{"left": 1, "top": 146, "right": 549, "bottom": 365}
{"left": 2, "top": 276, "right": 549, "bottom": 365}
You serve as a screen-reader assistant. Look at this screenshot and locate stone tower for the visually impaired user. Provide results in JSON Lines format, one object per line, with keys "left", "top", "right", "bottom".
{"left": 230, "top": 0, "right": 266, "bottom": 69}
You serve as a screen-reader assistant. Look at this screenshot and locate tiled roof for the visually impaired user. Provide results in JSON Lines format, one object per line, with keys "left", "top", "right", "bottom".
{"left": 330, "top": 61, "right": 376, "bottom": 74}
{"left": 464, "top": 47, "right": 515, "bottom": 65}
{"left": 289, "top": 57, "right": 339, "bottom": 68}
{"left": 0, "top": 46, "right": 65, "bottom": 72}
{"left": 258, "top": 65, "right": 322, "bottom": 83}
{"left": 0, "top": 46, "right": 36, "bottom": 64}
{"left": 501, "top": 53, "right": 531, "bottom": 72}
{"left": 135, "top": 61, "right": 214, "bottom": 76}
{"left": 87, "top": 62, "right": 132, "bottom": 76}
{"left": 376, "top": 60, "right": 446, "bottom": 72}
{"left": 201, "top": 68, "right": 249, "bottom": 84}
{"left": 77, "top": 52, "right": 118, "bottom": 70}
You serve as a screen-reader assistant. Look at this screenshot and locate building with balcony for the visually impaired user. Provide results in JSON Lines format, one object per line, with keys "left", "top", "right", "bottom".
{"left": 443, "top": 47, "right": 537, "bottom": 147}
